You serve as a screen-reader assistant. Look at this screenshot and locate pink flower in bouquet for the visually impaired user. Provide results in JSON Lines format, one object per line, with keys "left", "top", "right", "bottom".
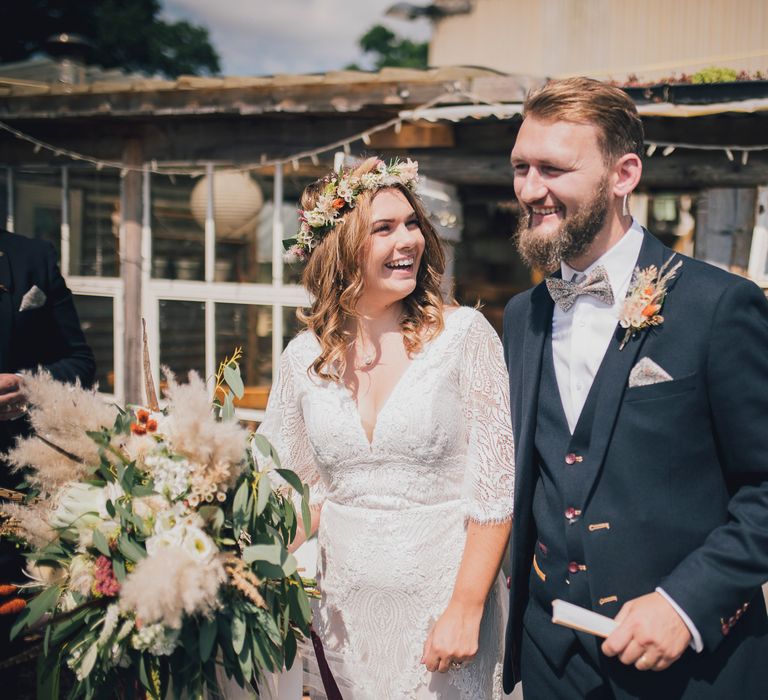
{"left": 93, "top": 555, "right": 120, "bottom": 597}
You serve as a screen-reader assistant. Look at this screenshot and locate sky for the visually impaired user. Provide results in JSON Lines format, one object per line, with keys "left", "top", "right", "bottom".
{"left": 162, "top": 0, "right": 433, "bottom": 77}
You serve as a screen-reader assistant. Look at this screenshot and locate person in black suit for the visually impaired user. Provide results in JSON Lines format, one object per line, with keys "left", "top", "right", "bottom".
{"left": 0, "top": 229, "right": 95, "bottom": 682}
{"left": 502, "top": 78, "right": 768, "bottom": 699}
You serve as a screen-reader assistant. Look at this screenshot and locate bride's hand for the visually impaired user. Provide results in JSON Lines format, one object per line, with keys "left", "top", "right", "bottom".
{"left": 420, "top": 600, "right": 483, "bottom": 673}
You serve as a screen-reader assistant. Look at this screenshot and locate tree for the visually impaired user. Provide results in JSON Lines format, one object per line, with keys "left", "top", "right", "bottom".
{"left": 347, "top": 24, "right": 428, "bottom": 71}
{"left": 0, "top": 0, "right": 220, "bottom": 78}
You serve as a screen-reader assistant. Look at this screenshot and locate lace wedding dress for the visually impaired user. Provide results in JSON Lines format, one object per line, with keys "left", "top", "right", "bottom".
{"left": 258, "top": 307, "right": 515, "bottom": 699}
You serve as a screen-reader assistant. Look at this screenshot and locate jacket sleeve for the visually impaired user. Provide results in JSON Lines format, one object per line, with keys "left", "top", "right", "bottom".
{"left": 39, "top": 241, "right": 96, "bottom": 387}
{"left": 659, "top": 278, "right": 768, "bottom": 650}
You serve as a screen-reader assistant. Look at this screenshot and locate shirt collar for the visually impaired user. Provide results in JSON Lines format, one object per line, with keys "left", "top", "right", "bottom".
{"left": 561, "top": 219, "right": 645, "bottom": 295}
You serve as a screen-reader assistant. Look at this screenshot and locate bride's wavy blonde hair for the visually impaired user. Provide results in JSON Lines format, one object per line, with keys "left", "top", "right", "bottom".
{"left": 297, "top": 157, "right": 449, "bottom": 381}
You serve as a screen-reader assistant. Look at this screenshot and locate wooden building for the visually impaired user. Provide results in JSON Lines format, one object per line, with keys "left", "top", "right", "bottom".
{"left": 1, "top": 63, "right": 767, "bottom": 417}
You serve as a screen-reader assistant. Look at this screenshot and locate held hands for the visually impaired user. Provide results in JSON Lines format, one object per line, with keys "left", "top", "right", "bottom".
{"left": 421, "top": 600, "right": 482, "bottom": 673}
{"left": 601, "top": 592, "right": 692, "bottom": 672}
{"left": 0, "top": 374, "right": 27, "bottom": 421}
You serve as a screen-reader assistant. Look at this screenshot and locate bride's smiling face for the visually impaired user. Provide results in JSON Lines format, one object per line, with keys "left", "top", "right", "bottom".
{"left": 359, "top": 188, "right": 425, "bottom": 307}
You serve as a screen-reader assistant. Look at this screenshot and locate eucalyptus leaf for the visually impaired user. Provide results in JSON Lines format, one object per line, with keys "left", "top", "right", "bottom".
{"left": 284, "top": 631, "right": 297, "bottom": 670}
{"left": 256, "top": 473, "right": 272, "bottom": 516}
{"left": 301, "top": 487, "right": 312, "bottom": 540}
{"left": 251, "top": 434, "right": 272, "bottom": 458}
{"left": 132, "top": 482, "right": 157, "bottom": 498}
{"left": 287, "top": 583, "right": 311, "bottom": 626}
{"left": 222, "top": 392, "right": 235, "bottom": 420}
{"left": 243, "top": 543, "right": 283, "bottom": 566}
{"left": 223, "top": 365, "right": 245, "bottom": 399}
{"left": 117, "top": 534, "right": 146, "bottom": 562}
{"left": 199, "top": 618, "right": 217, "bottom": 663}
{"left": 11, "top": 585, "right": 61, "bottom": 640}
{"left": 36, "top": 647, "right": 61, "bottom": 700}
{"left": 92, "top": 529, "right": 111, "bottom": 558}
{"left": 275, "top": 468, "right": 303, "bottom": 494}
{"left": 232, "top": 614, "right": 247, "bottom": 655}
{"left": 112, "top": 557, "right": 127, "bottom": 583}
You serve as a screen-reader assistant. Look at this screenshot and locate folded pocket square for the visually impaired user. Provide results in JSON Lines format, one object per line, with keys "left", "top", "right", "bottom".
{"left": 628, "top": 357, "right": 673, "bottom": 388}
{"left": 19, "top": 285, "right": 46, "bottom": 312}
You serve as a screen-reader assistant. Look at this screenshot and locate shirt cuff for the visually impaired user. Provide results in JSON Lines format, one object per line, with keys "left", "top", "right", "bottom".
{"left": 656, "top": 587, "right": 703, "bottom": 652}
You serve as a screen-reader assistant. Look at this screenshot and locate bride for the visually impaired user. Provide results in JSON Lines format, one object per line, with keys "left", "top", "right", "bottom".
{"left": 259, "top": 157, "right": 515, "bottom": 699}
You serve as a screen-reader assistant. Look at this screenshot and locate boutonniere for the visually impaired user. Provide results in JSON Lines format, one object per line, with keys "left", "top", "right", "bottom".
{"left": 618, "top": 256, "right": 683, "bottom": 350}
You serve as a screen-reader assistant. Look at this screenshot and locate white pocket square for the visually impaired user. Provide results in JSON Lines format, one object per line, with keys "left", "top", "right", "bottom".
{"left": 19, "top": 285, "right": 46, "bottom": 312}
{"left": 628, "top": 357, "right": 673, "bottom": 388}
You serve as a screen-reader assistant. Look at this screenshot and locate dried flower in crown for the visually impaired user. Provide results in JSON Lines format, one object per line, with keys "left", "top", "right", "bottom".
{"left": 282, "top": 158, "right": 420, "bottom": 262}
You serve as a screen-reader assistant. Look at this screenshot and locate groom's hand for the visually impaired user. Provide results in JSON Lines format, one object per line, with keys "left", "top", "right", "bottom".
{"left": 601, "top": 592, "right": 691, "bottom": 671}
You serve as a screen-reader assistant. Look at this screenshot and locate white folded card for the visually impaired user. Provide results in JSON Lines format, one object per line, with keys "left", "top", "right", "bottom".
{"left": 551, "top": 599, "right": 618, "bottom": 638}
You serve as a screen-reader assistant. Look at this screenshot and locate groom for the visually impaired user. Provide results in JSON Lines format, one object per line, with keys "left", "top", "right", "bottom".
{"left": 502, "top": 77, "right": 768, "bottom": 698}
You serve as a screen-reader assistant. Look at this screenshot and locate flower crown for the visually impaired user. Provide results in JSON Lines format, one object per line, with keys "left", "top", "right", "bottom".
{"left": 283, "top": 158, "right": 420, "bottom": 262}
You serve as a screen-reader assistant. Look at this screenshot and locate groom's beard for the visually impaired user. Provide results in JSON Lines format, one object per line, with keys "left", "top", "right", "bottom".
{"left": 515, "top": 177, "right": 610, "bottom": 274}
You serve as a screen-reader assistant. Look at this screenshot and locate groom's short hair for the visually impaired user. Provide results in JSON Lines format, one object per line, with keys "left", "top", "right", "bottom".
{"left": 523, "top": 77, "right": 644, "bottom": 163}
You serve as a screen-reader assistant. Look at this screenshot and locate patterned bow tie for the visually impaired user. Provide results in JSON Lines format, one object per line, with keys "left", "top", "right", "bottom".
{"left": 545, "top": 265, "right": 615, "bottom": 312}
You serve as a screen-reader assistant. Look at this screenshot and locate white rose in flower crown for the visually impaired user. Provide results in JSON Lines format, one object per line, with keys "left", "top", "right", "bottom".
{"left": 182, "top": 526, "right": 217, "bottom": 563}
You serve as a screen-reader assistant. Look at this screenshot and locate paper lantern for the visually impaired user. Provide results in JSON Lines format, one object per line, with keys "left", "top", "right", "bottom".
{"left": 190, "top": 170, "right": 264, "bottom": 241}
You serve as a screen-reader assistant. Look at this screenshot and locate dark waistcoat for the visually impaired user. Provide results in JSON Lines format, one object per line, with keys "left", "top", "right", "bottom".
{"left": 526, "top": 325, "right": 606, "bottom": 667}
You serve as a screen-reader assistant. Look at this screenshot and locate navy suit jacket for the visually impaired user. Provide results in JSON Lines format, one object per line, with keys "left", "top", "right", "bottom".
{"left": 502, "top": 231, "right": 768, "bottom": 694}
{"left": 0, "top": 230, "right": 95, "bottom": 480}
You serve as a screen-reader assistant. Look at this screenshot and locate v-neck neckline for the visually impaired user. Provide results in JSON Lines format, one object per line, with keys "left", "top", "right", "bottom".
{"left": 339, "top": 307, "right": 465, "bottom": 449}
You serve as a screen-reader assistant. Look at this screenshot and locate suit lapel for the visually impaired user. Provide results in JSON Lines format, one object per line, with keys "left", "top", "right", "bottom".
{"left": 575, "top": 231, "right": 673, "bottom": 505}
{"left": 0, "top": 241, "right": 12, "bottom": 372}
{"left": 514, "top": 281, "right": 554, "bottom": 511}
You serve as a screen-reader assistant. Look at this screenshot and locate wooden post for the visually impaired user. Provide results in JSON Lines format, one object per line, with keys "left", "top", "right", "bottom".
{"left": 122, "top": 139, "right": 143, "bottom": 404}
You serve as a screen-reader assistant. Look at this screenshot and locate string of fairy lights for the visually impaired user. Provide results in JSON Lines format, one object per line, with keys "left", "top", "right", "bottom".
{"left": 1, "top": 92, "right": 768, "bottom": 175}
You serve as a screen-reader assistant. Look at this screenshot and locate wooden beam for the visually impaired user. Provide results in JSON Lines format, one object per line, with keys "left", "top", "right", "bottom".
{"left": 368, "top": 122, "right": 454, "bottom": 149}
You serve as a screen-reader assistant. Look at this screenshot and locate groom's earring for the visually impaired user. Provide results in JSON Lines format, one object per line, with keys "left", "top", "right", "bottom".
{"left": 622, "top": 193, "right": 630, "bottom": 217}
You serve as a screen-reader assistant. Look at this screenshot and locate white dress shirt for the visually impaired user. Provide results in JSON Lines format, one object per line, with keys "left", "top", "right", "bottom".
{"left": 550, "top": 219, "right": 703, "bottom": 652}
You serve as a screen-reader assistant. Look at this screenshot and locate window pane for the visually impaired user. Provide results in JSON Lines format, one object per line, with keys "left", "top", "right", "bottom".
{"left": 159, "top": 300, "right": 205, "bottom": 381}
{"left": 69, "top": 169, "right": 121, "bottom": 277}
{"left": 152, "top": 175, "right": 204, "bottom": 280}
{"left": 282, "top": 305, "right": 302, "bottom": 347}
{"left": 14, "top": 168, "right": 62, "bottom": 256}
{"left": 75, "top": 294, "right": 115, "bottom": 394}
{"left": 215, "top": 303, "right": 272, "bottom": 409}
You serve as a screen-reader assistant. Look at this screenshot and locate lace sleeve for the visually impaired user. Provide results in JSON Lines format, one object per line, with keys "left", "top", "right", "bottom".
{"left": 256, "top": 346, "right": 327, "bottom": 508}
{"left": 460, "top": 312, "right": 515, "bottom": 524}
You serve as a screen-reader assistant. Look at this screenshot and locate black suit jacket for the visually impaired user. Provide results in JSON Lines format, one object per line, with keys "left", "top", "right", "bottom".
{"left": 502, "top": 231, "right": 768, "bottom": 694}
{"left": 0, "top": 230, "right": 95, "bottom": 477}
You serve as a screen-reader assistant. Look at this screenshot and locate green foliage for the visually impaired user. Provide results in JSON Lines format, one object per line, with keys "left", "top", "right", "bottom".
{"left": 347, "top": 24, "right": 428, "bottom": 71}
{"left": 691, "top": 67, "right": 740, "bottom": 84}
{"left": 0, "top": 0, "right": 220, "bottom": 78}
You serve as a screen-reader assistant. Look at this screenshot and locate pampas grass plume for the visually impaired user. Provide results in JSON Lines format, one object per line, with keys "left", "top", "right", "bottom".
{"left": 119, "top": 549, "right": 225, "bottom": 629}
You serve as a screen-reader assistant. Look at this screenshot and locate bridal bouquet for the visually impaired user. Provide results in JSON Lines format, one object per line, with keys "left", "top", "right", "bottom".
{"left": 1, "top": 352, "right": 313, "bottom": 699}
